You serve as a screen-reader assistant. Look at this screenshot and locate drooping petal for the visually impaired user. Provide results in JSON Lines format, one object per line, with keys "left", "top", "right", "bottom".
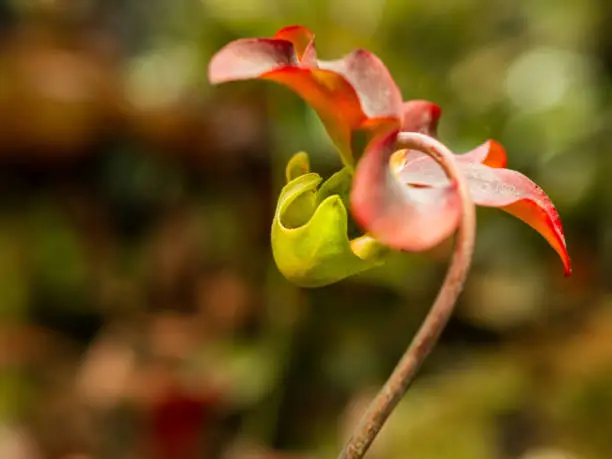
{"left": 319, "top": 50, "right": 403, "bottom": 120}
{"left": 464, "top": 165, "right": 570, "bottom": 275}
{"left": 273, "top": 25, "right": 317, "bottom": 65}
{"left": 208, "top": 29, "right": 401, "bottom": 165}
{"left": 397, "top": 157, "right": 570, "bottom": 274}
{"left": 208, "top": 38, "right": 298, "bottom": 84}
{"left": 503, "top": 200, "right": 569, "bottom": 273}
{"left": 351, "top": 130, "right": 461, "bottom": 252}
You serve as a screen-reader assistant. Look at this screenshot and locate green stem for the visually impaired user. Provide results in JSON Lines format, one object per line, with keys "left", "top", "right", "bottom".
{"left": 337, "top": 132, "right": 476, "bottom": 459}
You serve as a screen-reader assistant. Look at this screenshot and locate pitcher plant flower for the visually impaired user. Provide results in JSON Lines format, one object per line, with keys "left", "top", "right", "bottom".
{"left": 208, "top": 25, "right": 570, "bottom": 275}
{"left": 208, "top": 25, "right": 571, "bottom": 459}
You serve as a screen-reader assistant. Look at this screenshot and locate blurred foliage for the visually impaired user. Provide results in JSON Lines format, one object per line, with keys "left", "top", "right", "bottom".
{"left": 0, "top": 1, "right": 610, "bottom": 459}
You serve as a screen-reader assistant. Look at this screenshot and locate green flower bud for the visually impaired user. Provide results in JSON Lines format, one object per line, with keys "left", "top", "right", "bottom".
{"left": 271, "top": 152, "right": 388, "bottom": 287}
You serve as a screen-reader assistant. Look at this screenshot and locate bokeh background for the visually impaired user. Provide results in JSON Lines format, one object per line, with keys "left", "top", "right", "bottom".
{"left": 0, "top": 1, "right": 609, "bottom": 458}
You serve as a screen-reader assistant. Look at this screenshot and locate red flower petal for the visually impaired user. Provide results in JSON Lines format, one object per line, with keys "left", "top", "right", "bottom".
{"left": 273, "top": 25, "right": 317, "bottom": 65}
{"left": 390, "top": 100, "right": 444, "bottom": 167}
{"left": 208, "top": 29, "right": 403, "bottom": 165}
{"left": 396, "top": 156, "right": 570, "bottom": 274}
{"left": 319, "top": 50, "right": 403, "bottom": 119}
{"left": 464, "top": 165, "right": 570, "bottom": 275}
{"left": 503, "top": 200, "right": 570, "bottom": 274}
{"left": 262, "top": 67, "right": 367, "bottom": 162}
{"left": 208, "top": 38, "right": 298, "bottom": 84}
{"left": 351, "top": 130, "right": 461, "bottom": 252}
{"left": 399, "top": 100, "right": 442, "bottom": 136}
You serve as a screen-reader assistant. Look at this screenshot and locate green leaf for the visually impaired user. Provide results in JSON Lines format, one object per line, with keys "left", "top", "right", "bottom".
{"left": 272, "top": 153, "right": 389, "bottom": 287}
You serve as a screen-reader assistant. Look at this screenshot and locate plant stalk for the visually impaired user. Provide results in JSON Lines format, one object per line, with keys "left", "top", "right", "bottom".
{"left": 337, "top": 132, "right": 476, "bottom": 459}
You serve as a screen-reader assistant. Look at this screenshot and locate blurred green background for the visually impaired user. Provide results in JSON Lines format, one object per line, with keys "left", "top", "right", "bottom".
{"left": 0, "top": 1, "right": 609, "bottom": 459}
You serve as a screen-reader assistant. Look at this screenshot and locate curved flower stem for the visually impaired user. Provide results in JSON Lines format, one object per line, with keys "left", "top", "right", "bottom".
{"left": 338, "top": 132, "right": 476, "bottom": 459}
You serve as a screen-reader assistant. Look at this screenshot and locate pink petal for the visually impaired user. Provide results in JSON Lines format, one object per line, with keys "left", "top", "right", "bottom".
{"left": 396, "top": 158, "right": 570, "bottom": 274}
{"left": 208, "top": 28, "right": 401, "bottom": 164}
{"left": 319, "top": 50, "right": 403, "bottom": 119}
{"left": 208, "top": 38, "right": 298, "bottom": 84}
{"left": 391, "top": 101, "right": 443, "bottom": 166}
{"left": 350, "top": 130, "right": 461, "bottom": 252}
{"left": 462, "top": 164, "right": 570, "bottom": 275}
{"left": 394, "top": 140, "right": 507, "bottom": 185}
{"left": 400, "top": 100, "right": 442, "bottom": 136}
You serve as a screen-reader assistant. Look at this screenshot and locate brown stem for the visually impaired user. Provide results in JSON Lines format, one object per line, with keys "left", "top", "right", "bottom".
{"left": 338, "top": 132, "right": 476, "bottom": 459}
